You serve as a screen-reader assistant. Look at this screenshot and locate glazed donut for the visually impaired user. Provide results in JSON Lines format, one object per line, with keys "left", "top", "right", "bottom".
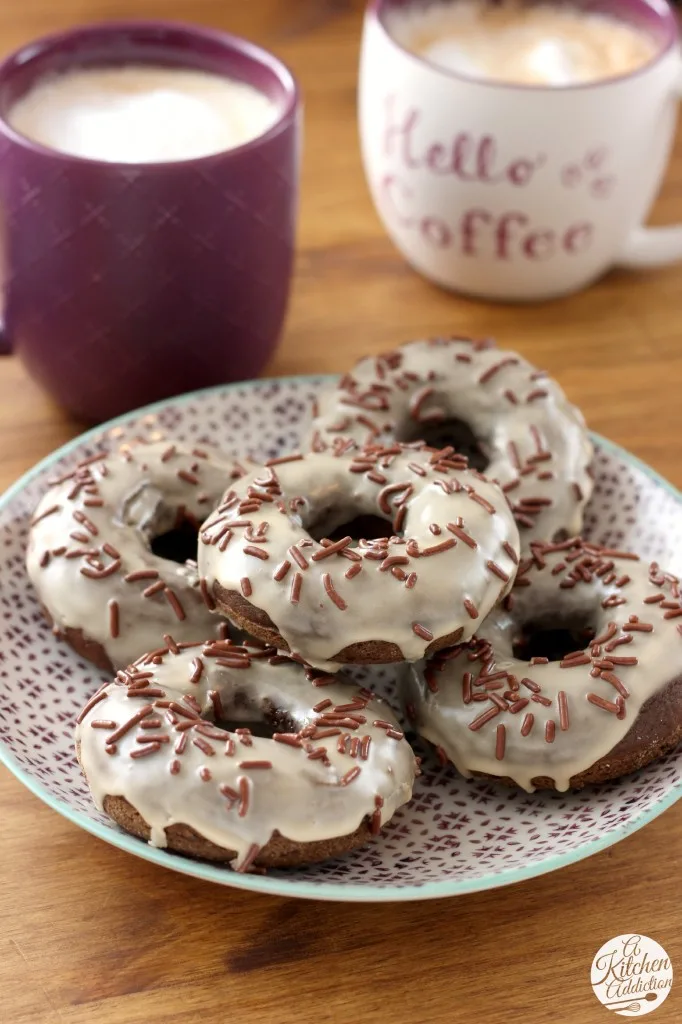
{"left": 27, "top": 440, "right": 244, "bottom": 671}
{"left": 75, "top": 639, "right": 417, "bottom": 870}
{"left": 198, "top": 440, "right": 520, "bottom": 668}
{"left": 407, "top": 538, "right": 682, "bottom": 791}
{"left": 310, "top": 337, "right": 593, "bottom": 545}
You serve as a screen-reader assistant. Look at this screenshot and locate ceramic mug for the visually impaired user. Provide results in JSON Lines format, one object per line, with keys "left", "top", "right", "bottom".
{"left": 0, "top": 21, "right": 300, "bottom": 421}
{"left": 359, "top": 0, "right": 682, "bottom": 302}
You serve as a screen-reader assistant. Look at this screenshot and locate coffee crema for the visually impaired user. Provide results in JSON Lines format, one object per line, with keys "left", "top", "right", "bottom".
{"left": 388, "top": 1, "right": 659, "bottom": 86}
{"left": 8, "top": 65, "right": 279, "bottom": 162}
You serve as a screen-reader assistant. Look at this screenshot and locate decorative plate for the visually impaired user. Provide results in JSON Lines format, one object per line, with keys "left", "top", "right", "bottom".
{"left": 1, "top": 375, "right": 681, "bottom": 902}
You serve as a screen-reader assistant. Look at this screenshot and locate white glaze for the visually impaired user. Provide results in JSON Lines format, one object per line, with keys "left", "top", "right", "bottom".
{"left": 309, "top": 337, "right": 593, "bottom": 547}
{"left": 407, "top": 541, "right": 682, "bottom": 791}
{"left": 198, "top": 440, "right": 520, "bottom": 669}
{"left": 76, "top": 642, "right": 417, "bottom": 869}
{"left": 27, "top": 440, "right": 243, "bottom": 669}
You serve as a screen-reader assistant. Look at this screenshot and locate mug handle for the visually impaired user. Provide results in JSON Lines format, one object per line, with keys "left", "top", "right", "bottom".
{"left": 618, "top": 64, "right": 682, "bottom": 269}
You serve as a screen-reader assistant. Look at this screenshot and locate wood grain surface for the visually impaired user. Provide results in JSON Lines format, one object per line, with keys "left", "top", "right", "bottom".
{"left": 1, "top": 2, "right": 681, "bottom": 1022}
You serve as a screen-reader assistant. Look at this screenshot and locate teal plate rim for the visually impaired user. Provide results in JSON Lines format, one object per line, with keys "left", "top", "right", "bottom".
{"left": 1, "top": 373, "right": 681, "bottom": 903}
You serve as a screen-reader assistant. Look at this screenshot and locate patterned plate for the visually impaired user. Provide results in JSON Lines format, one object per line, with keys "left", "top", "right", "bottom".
{"left": 1, "top": 375, "right": 681, "bottom": 902}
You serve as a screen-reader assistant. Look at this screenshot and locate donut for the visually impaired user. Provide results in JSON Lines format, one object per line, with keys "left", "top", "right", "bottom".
{"left": 407, "top": 538, "right": 682, "bottom": 791}
{"left": 198, "top": 439, "right": 520, "bottom": 668}
{"left": 310, "top": 337, "right": 593, "bottom": 546}
{"left": 27, "top": 440, "right": 244, "bottom": 671}
{"left": 75, "top": 639, "right": 417, "bottom": 870}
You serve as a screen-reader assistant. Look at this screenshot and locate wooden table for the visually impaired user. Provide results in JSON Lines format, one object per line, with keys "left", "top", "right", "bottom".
{"left": 1, "top": 2, "right": 681, "bottom": 1022}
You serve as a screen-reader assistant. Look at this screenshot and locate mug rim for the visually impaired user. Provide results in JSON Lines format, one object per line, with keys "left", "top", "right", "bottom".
{"left": 0, "top": 19, "right": 300, "bottom": 169}
{"left": 368, "top": 0, "right": 679, "bottom": 92}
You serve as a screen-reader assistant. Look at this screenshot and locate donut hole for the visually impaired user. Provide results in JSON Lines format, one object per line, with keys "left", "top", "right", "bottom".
{"left": 210, "top": 692, "right": 299, "bottom": 739}
{"left": 150, "top": 516, "right": 200, "bottom": 565}
{"left": 512, "top": 616, "right": 596, "bottom": 663}
{"left": 398, "top": 416, "right": 489, "bottom": 473}
{"left": 308, "top": 512, "right": 395, "bottom": 544}
{"left": 324, "top": 514, "right": 395, "bottom": 544}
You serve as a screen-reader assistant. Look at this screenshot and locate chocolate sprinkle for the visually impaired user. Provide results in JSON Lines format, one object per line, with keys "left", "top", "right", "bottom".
{"left": 486, "top": 560, "right": 510, "bottom": 583}
{"left": 265, "top": 453, "right": 304, "bottom": 467}
{"left": 125, "top": 569, "right": 159, "bottom": 582}
{"left": 311, "top": 536, "right": 353, "bottom": 561}
{"left": 107, "top": 705, "right": 154, "bottom": 743}
{"left": 108, "top": 598, "right": 120, "bottom": 639}
{"left": 558, "top": 691, "right": 569, "bottom": 731}
{"left": 143, "top": 580, "right": 165, "bottom": 598}
{"left": 446, "top": 522, "right": 477, "bottom": 549}
{"left": 199, "top": 577, "right": 216, "bottom": 611}
{"left": 243, "top": 545, "right": 269, "bottom": 561}
{"left": 80, "top": 559, "right": 121, "bottom": 580}
{"left": 273, "top": 559, "right": 292, "bottom": 581}
{"left": 601, "top": 672, "right": 630, "bottom": 699}
{"left": 290, "top": 572, "right": 303, "bottom": 604}
{"left": 468, "top": 491, "right": 495, "bottom": 515}
{"left": 238, "top": 776, "right": 251, "bottom": 816}
{"left": 479, "top": 356, "right": 519, "bottom": 384}
{"left": 192, "top": 737, "right": 216, "bottom": 757}
{"left": 587, "top": 693, "right": 621, "bottom": 714}
{"left": 520, "top": 713, "right": 535, "bottom": 736}
{"left": 31, "top": 504, "right": 61, "bottom": 526}
{"left": 502, "top": 542, "right": 519, "bottom": 566}
{"left": 288, "top": 545, "right": 309, "bottom": 571}
{"left": 420, "top": 539, "right": 456, "bottom": 557}
{"left": 162, "top": 588, "right": 185, "bottom": 621}
{"left": 130, "top": 743, "right": 161, "bottom": 759}
{"left": 322, "top": 573, "right": 347, "bottom": 610}
{"left": 469, "top": 705, "right": 500, "bottom": 731}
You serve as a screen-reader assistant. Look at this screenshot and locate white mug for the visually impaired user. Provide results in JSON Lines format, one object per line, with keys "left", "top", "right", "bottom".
{"left": 359, "top": 0, "right": 682, "bottom": 302}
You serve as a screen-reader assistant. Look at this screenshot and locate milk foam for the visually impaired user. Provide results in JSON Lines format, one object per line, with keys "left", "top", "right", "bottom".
{"left": 9, "top": 65, "right": 279, "bottom": 162}
{"left": 389, "top": 1, "right": 658, "bottom": 86}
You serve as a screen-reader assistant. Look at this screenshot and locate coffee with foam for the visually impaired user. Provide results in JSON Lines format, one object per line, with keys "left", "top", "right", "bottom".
{"left": 388, "top": 1, "right": 658, "bottom": 87}
{"left": 8, "top": 65, "right": 279, "bottom": 162}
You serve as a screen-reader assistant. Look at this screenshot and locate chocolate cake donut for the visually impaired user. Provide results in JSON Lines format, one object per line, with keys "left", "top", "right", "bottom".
{"left": 197, "top": 440, "right": 520, "bottom": 669}
{"left": 27, "top": 440, "right": 243, "bottom": 671}
{"left": 76, "top": 640, "right": 418, "bottom": 870}
{"left": 407, "top": 539, "right": 682, "bottom": 791}
{"left": 310, "top": 337, "right": 593, "bottom": 545}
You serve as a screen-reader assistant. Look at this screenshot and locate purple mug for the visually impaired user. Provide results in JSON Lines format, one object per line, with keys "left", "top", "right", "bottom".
{"left": 0, "top": 21, "right": 300, "bottom": 422}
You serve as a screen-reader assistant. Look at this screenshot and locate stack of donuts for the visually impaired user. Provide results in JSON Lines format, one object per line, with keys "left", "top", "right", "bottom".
{"left": 26, "top": 337, "right": 682, "bottom": 873}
